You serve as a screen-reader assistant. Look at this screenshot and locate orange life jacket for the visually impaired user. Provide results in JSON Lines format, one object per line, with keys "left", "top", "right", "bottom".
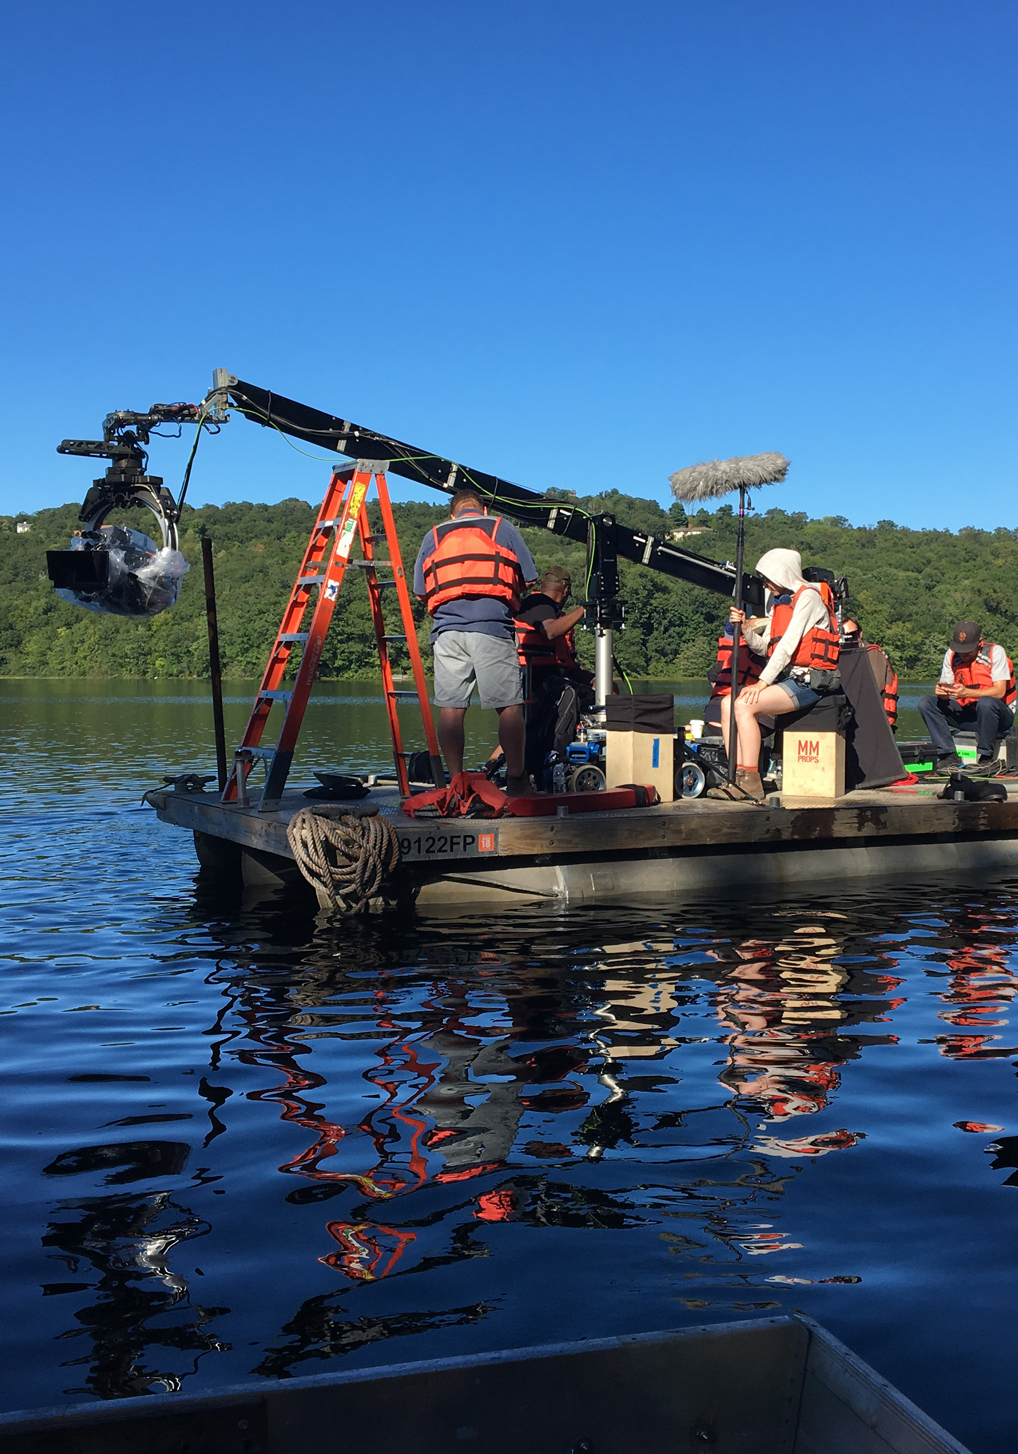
{"left": 516, "top": 620, "right": 577, "bottom": 671}
{"left": 515, "top": 598, "right": 577, "bottom": 672}
{"left": 712, "top": 634, "right": 765, "bottom": 697}
{"left": 863, "top": 643, "right": 899, "bottom": 727}
{"left": 421, "top": 514, "right": 523, "bottom": 615}
{"left": 769, "top": 582, "right": 840, "bottom": 672}
{"left": 950, "top": 643, "right": 1016, "bottom": 707}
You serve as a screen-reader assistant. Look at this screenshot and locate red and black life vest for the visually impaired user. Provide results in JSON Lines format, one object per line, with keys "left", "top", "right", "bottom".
{"left": 950, "top": 643, "right": 1016, "bottom": 707}
{"left": 769, "top": 583, "right": 840, "bottom": 671}
{"left": 712, "top": 634, "right": 766, "bottom": 697}
{"left": 515, "top": 600, "right": 578, "bottom": 672}
{"left": 421, "top": 514, "right": 523, "bottom": 616}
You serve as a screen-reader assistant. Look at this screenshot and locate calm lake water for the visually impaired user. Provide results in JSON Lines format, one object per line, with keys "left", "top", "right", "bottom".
{"left": 2, "top": 678, "right": 1017, "bottom": 1451}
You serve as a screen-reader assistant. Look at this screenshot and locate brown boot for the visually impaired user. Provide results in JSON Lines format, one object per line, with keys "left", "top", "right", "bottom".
{"left": 705, "top": 782, "right": 740, "bottom": 800}
{"left": 735, "top": 768, "right": 765, "bottom": 801}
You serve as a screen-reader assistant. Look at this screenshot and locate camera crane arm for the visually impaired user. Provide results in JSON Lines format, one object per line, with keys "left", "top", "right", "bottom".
{"left": 213, "top": 375, "right": 765, "bottom": 613}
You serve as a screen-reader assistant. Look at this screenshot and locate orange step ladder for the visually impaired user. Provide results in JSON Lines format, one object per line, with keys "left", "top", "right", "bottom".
{"left": 222, "top": 462, "right": 445, "bottom": 810}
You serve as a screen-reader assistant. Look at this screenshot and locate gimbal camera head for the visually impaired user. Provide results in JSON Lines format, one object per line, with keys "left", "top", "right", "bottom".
{"left": 57, "top": 402, "right": 209, "bottom": 548}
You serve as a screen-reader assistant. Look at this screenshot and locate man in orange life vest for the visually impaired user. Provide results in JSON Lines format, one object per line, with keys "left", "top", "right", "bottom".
{"left": 414, "top": 488, "right": 537, "bottom": 794}
{"left": 917, "top": 621, "right": 1015, "bottom": 775}
{"left": 516, "top": 566, "right": 595, "bottom": 775}
{"left": 718, "top": 547, "right": 841, "bottom": 800}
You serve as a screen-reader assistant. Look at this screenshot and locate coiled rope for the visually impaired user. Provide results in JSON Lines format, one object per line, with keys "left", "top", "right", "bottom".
{"left": 286, "top": 806, "right": 401, "bottom": 913}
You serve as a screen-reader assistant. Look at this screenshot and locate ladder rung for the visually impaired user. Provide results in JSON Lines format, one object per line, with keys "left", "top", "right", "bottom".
{"left": 277, "top": 633, "right": 308, "bottom": 643}
{"left": 259, "top": 689, "right": 292, "bottom": 701}
{"left": 376, "top": 580, "right": 398, "bottom": 590}
{"left": 315, "top": 518, "right": 340, "bottom": 529}
{"left": 363, "top": 534, "right": 385, "bottom": 544}
{"left": 297, "top": 575, "right": 324, "bottom": 586}
{"left": 389, "top": 690, "right": 422, "bottom": 700}
{"left": 238, "top": 747, "right": 275, "bottom": 759}
{"left": 382, "top": 634, "right": 407, "bottom": 642}
{"left": 347, "top": 559, "right": 392, "bottom": 568}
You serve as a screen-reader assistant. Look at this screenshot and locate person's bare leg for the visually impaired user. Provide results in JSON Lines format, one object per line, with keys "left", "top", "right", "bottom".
{"left": 438, "top": 707, "right": 467, "bottom": 778}
{"left": 496, "top": 704, "right": 526, "bottom": 779}
{"left": 733, "top": 686, "right": 799, "bottom": 767}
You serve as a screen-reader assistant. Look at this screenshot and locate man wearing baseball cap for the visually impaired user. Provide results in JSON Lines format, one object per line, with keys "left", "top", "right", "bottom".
{"left": 515, "top": 566, "right": 595, "bottom": 778}
{"left": 917, "top": 621, "right": 1015, "bottom": 774}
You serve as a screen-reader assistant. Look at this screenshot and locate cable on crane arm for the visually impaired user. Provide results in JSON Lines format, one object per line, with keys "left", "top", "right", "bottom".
{"left": 222, "top": 380, "right": 758, "bottom": 608}
{"left": 175, "top": 408, "right": 209, "bottom": 513}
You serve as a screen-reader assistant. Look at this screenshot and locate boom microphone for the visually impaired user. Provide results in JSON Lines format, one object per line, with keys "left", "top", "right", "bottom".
{"left": 668, "top": 451, "right": 789, "bottom": 503}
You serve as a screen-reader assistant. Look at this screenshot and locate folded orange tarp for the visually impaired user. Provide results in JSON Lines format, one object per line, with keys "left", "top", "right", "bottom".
{"left": 403, "top": 775, "right": 660, "bottom": 819}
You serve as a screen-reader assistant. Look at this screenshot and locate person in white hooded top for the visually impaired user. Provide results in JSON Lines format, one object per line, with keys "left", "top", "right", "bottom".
{"left": 713, "top": 547, "right": 840, "bottom": 800}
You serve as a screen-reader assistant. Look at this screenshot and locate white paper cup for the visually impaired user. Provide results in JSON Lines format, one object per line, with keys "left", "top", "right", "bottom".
{"left": 689, "top": 719, "right": 705, "bottom": 740}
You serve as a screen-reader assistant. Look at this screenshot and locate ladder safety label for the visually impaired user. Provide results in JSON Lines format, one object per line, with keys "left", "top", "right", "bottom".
{"left": 398, "top": 829, "right": 499, "bottom": 860}
{"left": 335, "top": 480, "right": 370, "bottom": 561}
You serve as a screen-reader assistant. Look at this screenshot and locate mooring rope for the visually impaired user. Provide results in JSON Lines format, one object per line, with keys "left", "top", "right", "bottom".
{"left": 286, "top": 807, "right": 401, "bottom": 913}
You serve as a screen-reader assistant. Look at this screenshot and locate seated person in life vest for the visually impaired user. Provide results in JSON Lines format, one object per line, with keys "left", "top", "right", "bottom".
{"left": 705, "top": 620, "right": 770, "bottom": 733}
{"left": 712, "top": 547, "right": 840, "bottom": 801}
{"left": 414, "top": 488, "right": 537, "bottom": 795}
{"left": 515, "top": 566, "right": 595, "bottom": 778}
{"left": 840, "top": 617, "right": 899, "bottom": 731}
{"left": 917, "top": 621, "right": 1015, "bottom": 775}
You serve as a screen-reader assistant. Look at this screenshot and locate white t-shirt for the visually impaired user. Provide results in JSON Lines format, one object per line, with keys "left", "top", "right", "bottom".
{"left": 939, "top": 644, "right": 1010, "bottom": 685}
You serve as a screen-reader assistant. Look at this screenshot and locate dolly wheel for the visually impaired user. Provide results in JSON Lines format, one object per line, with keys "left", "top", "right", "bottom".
{"left": 567, "top": 764, "right": 606, "bottom": 793}
{"left": 678, "top": 759, "right": 706, "bottom": 798}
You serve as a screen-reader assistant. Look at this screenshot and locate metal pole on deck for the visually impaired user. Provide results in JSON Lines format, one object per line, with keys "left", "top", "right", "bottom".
{"left": 594, "top": 627, "right": 614, "bottom": 706}
{"left": 726, "top": 486, "right": 747, "bottom": 785}
{"left": 200, "top": 533, "right": 228, "bottom": 792}
{"left": 591, "top": 512, "right": 620, "bottom": 707}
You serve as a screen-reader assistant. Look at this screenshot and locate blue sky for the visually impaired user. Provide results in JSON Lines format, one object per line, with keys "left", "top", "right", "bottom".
{"left": 1, "top": 1, "right": 1015, "bottom": 530}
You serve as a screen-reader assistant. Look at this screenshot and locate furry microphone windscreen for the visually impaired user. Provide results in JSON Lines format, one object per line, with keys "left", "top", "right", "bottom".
{"left": 668, "top": 452, "right": 790, "bottom": 503}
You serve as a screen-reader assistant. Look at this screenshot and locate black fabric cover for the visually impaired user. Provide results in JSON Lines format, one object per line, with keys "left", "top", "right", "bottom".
{"left": 605, "top": 693, "right": 676, "bottom": 735}
{"left": 838, "top": 651, "right": 906, "bottom": 788}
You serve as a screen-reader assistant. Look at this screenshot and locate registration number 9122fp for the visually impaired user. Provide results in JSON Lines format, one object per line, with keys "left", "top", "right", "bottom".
{"left": 397, "top": 829, "right": 499, "bottom": 861}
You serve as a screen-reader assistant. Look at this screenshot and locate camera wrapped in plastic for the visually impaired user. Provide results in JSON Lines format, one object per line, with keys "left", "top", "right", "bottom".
{"left": 52, "top": 525, "right": 189, "bottom": 618}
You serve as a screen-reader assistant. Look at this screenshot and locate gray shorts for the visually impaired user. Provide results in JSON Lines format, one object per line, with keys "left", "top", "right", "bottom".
{"left": 433, "top": 630, "right": 524, "bottom": 710}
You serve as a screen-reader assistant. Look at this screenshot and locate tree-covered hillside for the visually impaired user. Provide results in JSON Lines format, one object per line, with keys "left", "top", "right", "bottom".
{"left": 3, "top": 492, "right": 1018, "bottom": 679}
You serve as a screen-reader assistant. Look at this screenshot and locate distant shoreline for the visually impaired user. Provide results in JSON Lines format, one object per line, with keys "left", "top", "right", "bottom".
{"left": 0, "top": 673, "right": 938, "bottom": 685}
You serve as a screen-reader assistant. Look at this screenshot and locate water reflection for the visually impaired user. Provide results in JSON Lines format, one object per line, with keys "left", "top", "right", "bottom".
{"left": 179, "top": 895, "right": 948, "bottom": 1328}
{"left": 42, "top": 1192, "right": 228, "bottom": 1398}
{"left": 929, "top": 904, "right": 1018, "bottom": 1061}
{"left": 8, "top": 858, "right": 1018, "bottom": 1442}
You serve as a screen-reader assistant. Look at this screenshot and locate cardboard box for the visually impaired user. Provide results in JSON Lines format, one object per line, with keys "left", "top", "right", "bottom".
{"left": 782, "top": 729, "right": 845, "bottom": 797}
{"left": 606, "top": 731, "right": 675, "bottom": 802}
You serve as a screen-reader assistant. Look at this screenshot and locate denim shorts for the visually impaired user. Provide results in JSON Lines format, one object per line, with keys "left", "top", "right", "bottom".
{"left": 432, "top": 630, "right": 524, "bottom": 710}
{"left": 775, "top": 675, "right": 821, "bottom": 710}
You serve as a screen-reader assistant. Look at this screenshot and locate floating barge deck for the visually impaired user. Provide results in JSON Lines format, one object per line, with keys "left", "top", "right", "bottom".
{"left": 149, "top": 777, "right": 1018, "bottom": 910}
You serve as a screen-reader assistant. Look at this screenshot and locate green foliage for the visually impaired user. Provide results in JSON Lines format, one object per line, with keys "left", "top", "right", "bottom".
{"left": 2, "top": 493, "right": 1016, "bottom": 679}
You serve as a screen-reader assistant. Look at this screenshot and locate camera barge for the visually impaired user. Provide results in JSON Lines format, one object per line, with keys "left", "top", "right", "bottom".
{"left": 48, "top": 369, "right": 1018, "bottom": 911}
{"left": 148, "top": 774, "right": 1018, "bottom": 912}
